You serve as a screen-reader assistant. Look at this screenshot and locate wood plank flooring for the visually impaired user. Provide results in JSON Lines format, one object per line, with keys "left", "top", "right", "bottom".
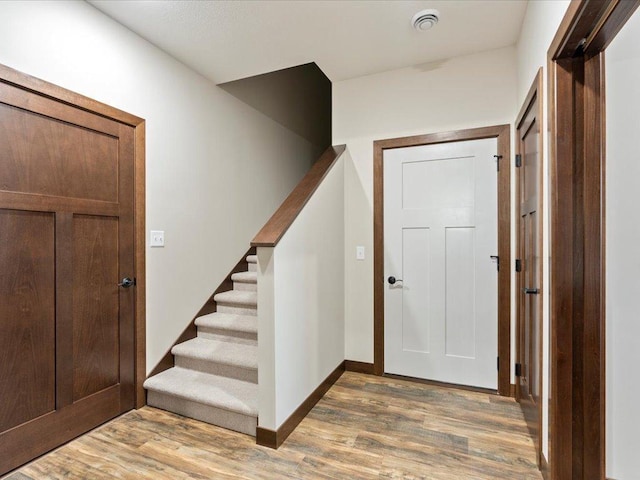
{"left": 5, "top": 372, "right": 542, "bottom": 479}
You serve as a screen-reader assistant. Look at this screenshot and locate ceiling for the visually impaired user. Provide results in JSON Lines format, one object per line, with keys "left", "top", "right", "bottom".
{"left": 89, "top": 0, "right": 528, "bottom": 84}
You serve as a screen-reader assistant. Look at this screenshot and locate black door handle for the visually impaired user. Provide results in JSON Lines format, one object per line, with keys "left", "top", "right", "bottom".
{"left": 388, "top": 276, "right": 403, "bottom": 285}
{"left": 523, "top": 287, "right": 539, "bottom": 295}
{"left": 118, "top": 277, "right": 135, "bottom": 288}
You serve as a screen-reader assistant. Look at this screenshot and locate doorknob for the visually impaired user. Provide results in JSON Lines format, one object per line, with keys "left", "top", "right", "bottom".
{"left": 388, "top": 276, "right": 403, "bottom": 285}
{"left": 118, "top": 277, "right": 136, "bottom": 288}
{"left": 523, "top": 287, "right": 539, "bottom": 295}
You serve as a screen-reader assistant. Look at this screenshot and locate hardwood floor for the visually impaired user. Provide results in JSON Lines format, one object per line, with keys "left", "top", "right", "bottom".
{"left": 5, "top": 372, "right": 541, "bottom": 479}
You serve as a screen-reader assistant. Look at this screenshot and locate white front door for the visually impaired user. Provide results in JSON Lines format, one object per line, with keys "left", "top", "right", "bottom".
{"left": 384, "top": 138, "right": 498, "bottom": 389}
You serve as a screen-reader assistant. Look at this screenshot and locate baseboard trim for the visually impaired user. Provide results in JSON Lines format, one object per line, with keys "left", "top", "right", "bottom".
{"left": 540, "top": 452, "right": 550, "bottom": 480}
{"left": 344, "top": 360, "right": 375, "bottom": 375}
{"left": 256, "top": 360, "right": 345, "bottom": 449}
{"left": 510, "top": 383, "right": 516, "bottom": 398}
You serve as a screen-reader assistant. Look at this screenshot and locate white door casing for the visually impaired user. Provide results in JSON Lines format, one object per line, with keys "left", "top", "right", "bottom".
{"left": 384, "top": 138, "right": 498, "bottom": 389}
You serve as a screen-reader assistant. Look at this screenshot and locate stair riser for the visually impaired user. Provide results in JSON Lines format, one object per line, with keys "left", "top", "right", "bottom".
{"left": 175, "top": 356, "right": 258, "bottom": 383}
{"left": 233, "top": 281, "right": 257, "bottom": 292}
{"left": 247, "top": 263, "right": 257, "bottom": 273}
{"left": 147, "top": 391, "right": 257, "bottom": 436}
{"left": 216, "top": 304, "right": 257, "bottom": 316}
{"left": 197, "top": 330, "right": 257, "bottom": 344}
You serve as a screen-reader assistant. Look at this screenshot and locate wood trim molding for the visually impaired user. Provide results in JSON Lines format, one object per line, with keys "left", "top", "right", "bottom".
{"left": 372, "top": 125, "right": 512, "bottom": 396}
{"left": 541, "top": 453, "right": 550, "bottom": 480}
{"left": 547, "top": 1, "right": 639, "bottom": 478}
{"left": 251, "top": 145, "right": 346, "bottom": 247}
{"left": 0, "top": 62, "right": 147, "bottom": 409}
{"left": 256, "top": 361, "right": 345, "bottom": 449}
{"left": 134, "top": 121, "right": 146, "bottom": 408}
{"left": 148, "top": 247, "right": 256, "bottom": 378}
{"left": 344, "top": 360, "right": 375, "bottom": 375}
{"left": 0, "top": 63, "right": 143, "bottom": 127}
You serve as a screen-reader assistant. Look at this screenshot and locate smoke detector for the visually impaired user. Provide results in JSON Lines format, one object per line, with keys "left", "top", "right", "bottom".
{"left": 412, "top": 9, "right": 440, "bottom": 31}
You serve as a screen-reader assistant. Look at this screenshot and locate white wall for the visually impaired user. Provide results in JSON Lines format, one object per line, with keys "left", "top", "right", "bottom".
{"left": 334, "top": 46, "right": 518, "bottom": 367}
{"left": 0, "top": 0, "right": 317, "bottom": 372}
{"left": 606, "top": 9, "right": 640, "bottom": 479}
{"left": 515, "top": 0, "right": 570, "bottom": 461}
{"left": 257, "top": 154, "right": 345, "bottom": 430}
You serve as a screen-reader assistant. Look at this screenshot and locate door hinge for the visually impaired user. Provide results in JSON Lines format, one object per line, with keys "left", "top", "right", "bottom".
{"left": 497, "top": 357, "right": 500, "bottom": 371}
{"left": 515, "top": 363, "right": 522, "bottom": 377}
{"left": 490, "top": 255, "right": 499, "bottom": 271}
{"left": 515, "top": 154, "right": 522, "bottom": 168}
{"left": 515, "top": 259, "right": 522, "bottom": 272}
{"left": 493, "top": 154, "right": 503, "bottom": 172}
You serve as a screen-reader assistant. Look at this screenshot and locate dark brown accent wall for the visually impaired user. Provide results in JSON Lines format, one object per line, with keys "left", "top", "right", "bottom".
{"left": 219, "top": 62, "right": 331, "bottom": 156}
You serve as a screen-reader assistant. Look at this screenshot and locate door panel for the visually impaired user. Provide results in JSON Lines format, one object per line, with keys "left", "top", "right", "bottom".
{"left": 0, "top": 102, "right": 119, "bottom": 202}
{"left": 516, "top": 80, "right": 543, "bottom": 464}
{"left": 0, "top": 78, "right": 135, "bottom": 475}
{"left": 0, "top": 210, "right": 56, "bottom": 432}
{"left": 384, "top": 138, "right": 498, "bottom": 389}
{"left": 401, "top": 227, "right": 431, "bottom": 353}
{"left": 445, "top": 226, "right": 476, "bottom": 358}
{"left": 72, "top": 215, "right": 120, "bottom": 402}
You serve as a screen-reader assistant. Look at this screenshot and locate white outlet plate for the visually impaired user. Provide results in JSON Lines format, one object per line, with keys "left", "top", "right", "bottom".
{"left": 356, "top": 246, "right": 365, "bottom": 260}
{"left": 150, "top": 230, "right": 165, "bottom": 247}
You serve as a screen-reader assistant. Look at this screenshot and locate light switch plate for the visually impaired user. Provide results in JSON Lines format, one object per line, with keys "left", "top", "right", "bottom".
{"left": 150, "top": 230, "right": 165, "bottom": 247}
{"left": 356, "top": 246, "right": 365, "bottom": 260}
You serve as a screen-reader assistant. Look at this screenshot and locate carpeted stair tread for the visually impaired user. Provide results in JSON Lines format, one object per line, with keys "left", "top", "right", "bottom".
{"left": 246, "top": 255, "right": 257, "bottom": 264}
{"left": 230, "top": 271, "right": 257, "bottom": 283}
{"left": 195, "top": 312, "right": 257, "bottom": 334}
{"left": 172, "top": 337, "right": 257, "bottom": 370}
{"left": 144, "top": 367, "right": 257, "bottom": 416}
{"left": 214, "top": 290, "right": 257, "bottom": 307}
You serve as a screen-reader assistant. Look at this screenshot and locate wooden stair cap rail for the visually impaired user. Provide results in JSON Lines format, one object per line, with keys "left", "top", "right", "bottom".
{"left": 251, "top": 144, "right": 346, "bottom": 247}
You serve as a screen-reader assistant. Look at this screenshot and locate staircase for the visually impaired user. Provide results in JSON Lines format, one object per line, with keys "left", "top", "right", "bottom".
{"left": 143, "top": 254, "right": 259, "bottom": 436}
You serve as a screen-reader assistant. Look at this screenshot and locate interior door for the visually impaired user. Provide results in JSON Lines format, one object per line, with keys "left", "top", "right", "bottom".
{"left": 0, "top": 80, "right": 135, "bottom": 475}
{"left": 516, "top": 83, "right": 542, "bottom": 463}
{"left": 384, "top": 138, "right": 498, "bottom": 389}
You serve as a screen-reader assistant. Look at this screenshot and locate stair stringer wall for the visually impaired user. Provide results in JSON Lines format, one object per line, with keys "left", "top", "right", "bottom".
{"left": 147, "top": 246, "right": 256, "bottom": 379}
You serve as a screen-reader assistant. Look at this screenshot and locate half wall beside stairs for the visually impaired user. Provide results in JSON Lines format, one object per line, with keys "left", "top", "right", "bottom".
{"left": 253, "top": 145, "right": 347, "bottom": 446}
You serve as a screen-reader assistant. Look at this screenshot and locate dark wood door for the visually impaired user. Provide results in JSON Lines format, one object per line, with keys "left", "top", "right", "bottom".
{"left": 0, "top": 79, "right": 135, "bottom": 474}
{"left": 515, "top": 76, "right": 543, "bottom": 466}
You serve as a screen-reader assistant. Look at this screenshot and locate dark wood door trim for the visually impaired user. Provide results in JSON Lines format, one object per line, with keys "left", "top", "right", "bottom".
{"left": 373, "top": 125, "right": 512, "bottom": 396}
{"left": 515, "top": 68, "right": 544, "bottom": 466}
{"left": 0, "top": 63, "right": 147, "bottom": 408}
{"left": 547, "top": 1, "right": 640, "bottom": 478}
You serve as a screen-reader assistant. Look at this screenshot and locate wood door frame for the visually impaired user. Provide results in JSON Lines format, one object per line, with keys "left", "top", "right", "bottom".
{"left": 0, "top": 63, "right": 147, "bottom": 408}
{"left": 548, "top": 1, "right": 640, "bottom": 478}
{"left": 515, "top": 68, "right": 544, "bottom": 464}
{"left": 373, "top": 125, "right": 512, "bottom": 396}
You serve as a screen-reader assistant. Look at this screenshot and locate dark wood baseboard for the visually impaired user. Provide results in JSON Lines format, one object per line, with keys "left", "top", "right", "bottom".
{"left": 256, "top": 360, "right": 345, "bottom": 449}
{"left": 510, "top": 383, "right": 516, "bottom": 398}
{"left": 383, "top": 373, "right": 498, "bottom": 396}
{"left": 344, "top": 360, "right": 375, "bottom": 375}
{"left": 147, "top": 246, "right": 256, "bottom": 379}
{"left": 540, "top": 453, "right": 550, "bottom": 480}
